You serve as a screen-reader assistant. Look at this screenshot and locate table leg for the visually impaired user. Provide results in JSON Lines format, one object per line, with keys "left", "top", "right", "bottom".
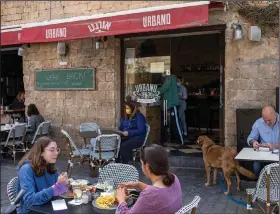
{"left": 247, "top": 194, "right": 252, "bottom": 214}
{"left": 266, "top": 172, "right": 271, "bottom": 214}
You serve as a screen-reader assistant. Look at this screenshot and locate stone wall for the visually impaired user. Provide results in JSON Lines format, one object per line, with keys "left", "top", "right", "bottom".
{"left": 209, "top": 11, "right": 279, "bottom": 146}
{"left": 22, "top": 37, "right": 120, "bottom": 153}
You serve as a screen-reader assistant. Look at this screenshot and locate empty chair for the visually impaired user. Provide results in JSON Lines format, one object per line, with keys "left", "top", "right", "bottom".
{"left": 91, "top": 134, "right": 121, "bottom": 171}
{"left": 80, "top": 122, "right": 101, "bottom": 134}
{"left": 175, "top": 196, "right": 201, "bottom": 214}
{"left": 132, "top": 123, "right": 150, "bottom": 164}
{"left": 98, "top": 163, "right": 139, "bottom": 189}
{"left": 61, "top": 129, "right": 92, "bottom": 177}
{"left": 7, "top": 177, "right": 18, "bottom": 204}
{"left": 1, "top": 123, "right": 27, "bottom": 164}
{"left": 26, "top": 121, "right": 52, "bottom": 150}
{"left": 246, "top": 163, "right": 279, "bottom": 214}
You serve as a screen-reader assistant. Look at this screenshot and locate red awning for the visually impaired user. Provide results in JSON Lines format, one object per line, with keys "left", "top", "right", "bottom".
{"left": 1, "top": 27, "right": 22, "bottom": 46}
{"left": 1, "top": 1, "right": 212, "bottom": 46}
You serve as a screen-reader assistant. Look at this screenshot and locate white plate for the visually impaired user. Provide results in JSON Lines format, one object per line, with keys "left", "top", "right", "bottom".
{"left": 92, "top": 197, "right": 133, "bottom": 210}
{"left": 70, "top": 179, "right": 89, "bottom": 186}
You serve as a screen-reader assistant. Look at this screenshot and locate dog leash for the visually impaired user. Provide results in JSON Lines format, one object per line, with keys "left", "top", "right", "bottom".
{"left": 217, "top": 174, "right": 248, "bottom": 208}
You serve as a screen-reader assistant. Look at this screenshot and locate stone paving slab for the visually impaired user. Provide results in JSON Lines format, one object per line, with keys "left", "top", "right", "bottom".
{"left": 1, "top": 157, "right": 261, "bottom": 214}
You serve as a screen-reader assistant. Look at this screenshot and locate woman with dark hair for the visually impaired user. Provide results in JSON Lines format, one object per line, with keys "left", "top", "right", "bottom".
{"left": 18, "top": 137, "right": 68, "bottom": 214}
{"left": 117, "top": 102, "right": 146, "bottom": 164}
{"left": 116, "top": 144, "right": 182, "bottom": 214}
{"left": 26, "top": 104, "right": 45, "bottom": 141}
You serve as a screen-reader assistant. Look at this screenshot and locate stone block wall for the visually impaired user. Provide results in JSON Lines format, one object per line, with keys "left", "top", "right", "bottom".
{"left": 23, "top": 37, "right": 120, "bottom": 152}
{"left": 209, "top": 11, "right": 279, "bottom": 146}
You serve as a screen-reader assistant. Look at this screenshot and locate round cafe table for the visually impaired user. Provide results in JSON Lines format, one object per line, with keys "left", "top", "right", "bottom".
{"left": 29, "top": 197, "right": 136, "bottom": 214}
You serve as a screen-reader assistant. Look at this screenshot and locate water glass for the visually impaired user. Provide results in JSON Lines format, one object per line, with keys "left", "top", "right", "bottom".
{"left": 104, "top": 179, "right": 114, "bottom": 192}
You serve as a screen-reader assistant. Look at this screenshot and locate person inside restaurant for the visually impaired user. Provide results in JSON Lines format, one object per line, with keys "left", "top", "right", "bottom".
{"left": 247, "top": 105, "right": 279, "bottom": 176}
{"left": 0, "top": 106, "right": 12, "bottom": 142}
{"left": 116, "top": 144, "right": 182, "bottom": 214}
{"left": 158, "top": 73, "right": 184, "bottom": 145}
{"left": 177, "top": 76, "right": 188, "bottom": 137}
{"left": 26, "top": 104, "right": 45, "bottom": 141}
{"left": 117, "top": 101, "right": 146, "bottom": 164}
{"left": 18, "top": 137, "right": 68, "bottom": 214}
{"left": 10, "top": 91, "right": 25, "bottom": 109}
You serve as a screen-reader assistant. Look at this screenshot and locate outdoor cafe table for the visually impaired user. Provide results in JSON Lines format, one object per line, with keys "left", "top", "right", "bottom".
{"left": 1, "top": 123, "right": 30, "bottom": 132}
{"left": 29, "top": 197, "right": 136, "bottom": 214}
{"left": 77, "top": 128, "right": 120, "bottom": 145}
{"left": 235, "top": 148, "right": 279, "bottom": 162}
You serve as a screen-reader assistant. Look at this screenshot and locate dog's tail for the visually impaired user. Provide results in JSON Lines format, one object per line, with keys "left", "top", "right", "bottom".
{"left": 235, "top": 162, "right": 256, "bottom": 180}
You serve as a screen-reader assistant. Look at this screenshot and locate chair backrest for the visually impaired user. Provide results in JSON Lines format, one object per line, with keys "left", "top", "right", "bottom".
{"left": 5, "top": 124, "right": 27, "bottom": 146}
{"left": 7, "top": 177, "right": 18, "bottom": 203}
{"left": 98, "top": 163, "right": 139, "bottom": 189}
{"left": 80, "top": 123, "right": 101, "bottom": 135}
{"left": 143, "top": 123, "right": 150, "bottom": 147}
{"left": 61, "top": 129, "right": 82, "bottom": 156}
{"left": 253, "top": 162, "right": 279, "bottom": 201}
{"left": 31, "top": 121, "right": 52, "bottom": 144}
{"left": 94, "top": 134, "right": 121, "bottom": 155}
{"left": 175, "top": 196, "right": 201, "bottom": 214}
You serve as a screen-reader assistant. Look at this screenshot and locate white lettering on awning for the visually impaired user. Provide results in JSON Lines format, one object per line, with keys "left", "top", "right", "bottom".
{"left": 45, "top": 28, "right": 67, "bottom": 39}
{"left": 143, "top": 13, "right": 171, "bottom": 28}
{"left": 88, "top": 21, "right": 112, "bottom": 33}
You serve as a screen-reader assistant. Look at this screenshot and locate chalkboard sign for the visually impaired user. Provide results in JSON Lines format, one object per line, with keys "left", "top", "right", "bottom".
{"left": 35, "top": 68, "right": 95, "bottom": 90}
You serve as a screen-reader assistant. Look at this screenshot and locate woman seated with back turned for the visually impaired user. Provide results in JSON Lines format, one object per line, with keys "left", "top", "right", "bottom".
{"left": 26, "top": 104, "right": 45, "bottom": 141}
{"left": 18, "top": 137, "right": 68, "bottom": 214}
{"left": 116, "top": 144, "right": 182, "bottom": 214}
{"left": 117, "top": 102, "right": 146, "bottom": 164}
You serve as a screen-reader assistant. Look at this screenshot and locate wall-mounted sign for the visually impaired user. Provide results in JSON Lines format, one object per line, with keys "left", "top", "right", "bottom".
{"left": 132, "top": 84, "right": 160, "bottom": 104}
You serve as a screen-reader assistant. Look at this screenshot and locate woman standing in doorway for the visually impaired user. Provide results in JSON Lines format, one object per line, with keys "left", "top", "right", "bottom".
{"left": 177, "top": 76, "right": 188, "bottom": 137}
{"left": 117, "top": 102, "right": 147, "bottom": 164}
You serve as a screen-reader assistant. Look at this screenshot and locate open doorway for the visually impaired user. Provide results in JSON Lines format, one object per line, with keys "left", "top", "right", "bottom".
{"left": 122, "top": 30, "right": 225, "bottom": 149}
{"left": 1, "top": 47, "right": 24, "bottom": 107}
{"left": 171, "top": 33, "right": 224, "bottom": 145}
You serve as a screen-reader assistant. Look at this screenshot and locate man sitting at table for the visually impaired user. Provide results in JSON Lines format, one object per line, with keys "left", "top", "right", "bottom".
{"left": 247, "top": 105, "right": 279, "bottom": 176}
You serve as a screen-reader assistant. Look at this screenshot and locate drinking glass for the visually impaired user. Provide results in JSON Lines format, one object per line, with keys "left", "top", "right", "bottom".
{"left": 104, "top": 179, "right": 114, "bottom": 192}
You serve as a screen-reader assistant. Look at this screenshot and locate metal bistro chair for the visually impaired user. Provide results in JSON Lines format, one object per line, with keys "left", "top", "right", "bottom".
{"left": 61, "top": 129, "right": 92, "bottom": 177}
{"left": 91, "top": 134, "right": 121, "bottom": 172}
{"left": 1, "top": 124, "right": 27, "bottom": 164}
{"left": 7, "top": 177, "right": 18, "bottom": 204}
{"left": 246, "top": 163, "right": 279, "bottom": 214}
{"left": 79, "top": 122, "right": 101, "bottom": 148}
{"left": 26, "top": 121, "right": 52, "bottom": 150}
{"left": 132, "top": 123, "right": 150, "bottom": 164}
{"left": 98, "top": 163, "right": 139, "bottom": 189}
{"left": 175, "top": 196, "right": 201, "bottom": 214}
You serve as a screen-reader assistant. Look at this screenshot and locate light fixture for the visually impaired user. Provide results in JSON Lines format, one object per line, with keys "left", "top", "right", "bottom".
{"left": 57, "top": 42, "right": 66, "bottom": 55}
{"left": 95, "top": 36, "right": 108, "bottom": 50}
{"left": 231, "top": 23, "right": 243, "bottom": 40}
{"left": 17, "top": 44, "right": 31, "bottom": 56}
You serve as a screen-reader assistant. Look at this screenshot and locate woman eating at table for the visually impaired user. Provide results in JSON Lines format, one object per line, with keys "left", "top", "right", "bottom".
{"left": 26, "top": 104, "right": 45, "bottom": 141}
{"left": 116, "top": 144, "right": 182, "bottom": 214}
{"left": 18, "top": 137, "right": 68, "bottom": 214}
{"left": 117, "top": 102, "right": 147, "bottom": 164}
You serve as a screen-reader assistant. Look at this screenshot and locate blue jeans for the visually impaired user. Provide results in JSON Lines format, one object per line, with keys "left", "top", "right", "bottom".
{"left": 253, "top": 161, "right": 271, "bottom": 177}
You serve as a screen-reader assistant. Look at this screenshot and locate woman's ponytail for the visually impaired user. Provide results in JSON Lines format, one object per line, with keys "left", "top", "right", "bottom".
{"left": 162, "top": 172, "right": 175, "bottom": 187}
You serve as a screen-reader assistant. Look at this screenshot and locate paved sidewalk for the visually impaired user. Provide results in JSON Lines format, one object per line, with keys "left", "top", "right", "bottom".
{"left": 1, "top": 157, "right": 258, "bottom": 214}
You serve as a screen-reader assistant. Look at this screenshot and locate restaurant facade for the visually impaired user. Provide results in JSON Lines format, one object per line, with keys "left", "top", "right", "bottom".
{"left": 1, "top": 1, "right": 279, "bottom": 153}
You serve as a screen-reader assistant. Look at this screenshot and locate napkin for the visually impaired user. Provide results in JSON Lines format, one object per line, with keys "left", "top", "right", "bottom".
{"left": 68, "top": 199, "right": 83, "bottom": 206}
{"left": 258, "top": 147, "right": 270, "bottom": 152}
{"left": 51, "top": 199, "right": 68, "bottom": 211}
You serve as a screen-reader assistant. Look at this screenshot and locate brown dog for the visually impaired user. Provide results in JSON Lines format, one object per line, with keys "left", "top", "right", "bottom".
{"left": 197, "top": 135, "right": 256, "bottom": 195}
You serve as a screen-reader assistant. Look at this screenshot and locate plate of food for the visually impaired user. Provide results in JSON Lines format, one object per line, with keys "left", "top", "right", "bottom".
{"left": 92, "top": 193, "right": 133, "bottom": 210}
